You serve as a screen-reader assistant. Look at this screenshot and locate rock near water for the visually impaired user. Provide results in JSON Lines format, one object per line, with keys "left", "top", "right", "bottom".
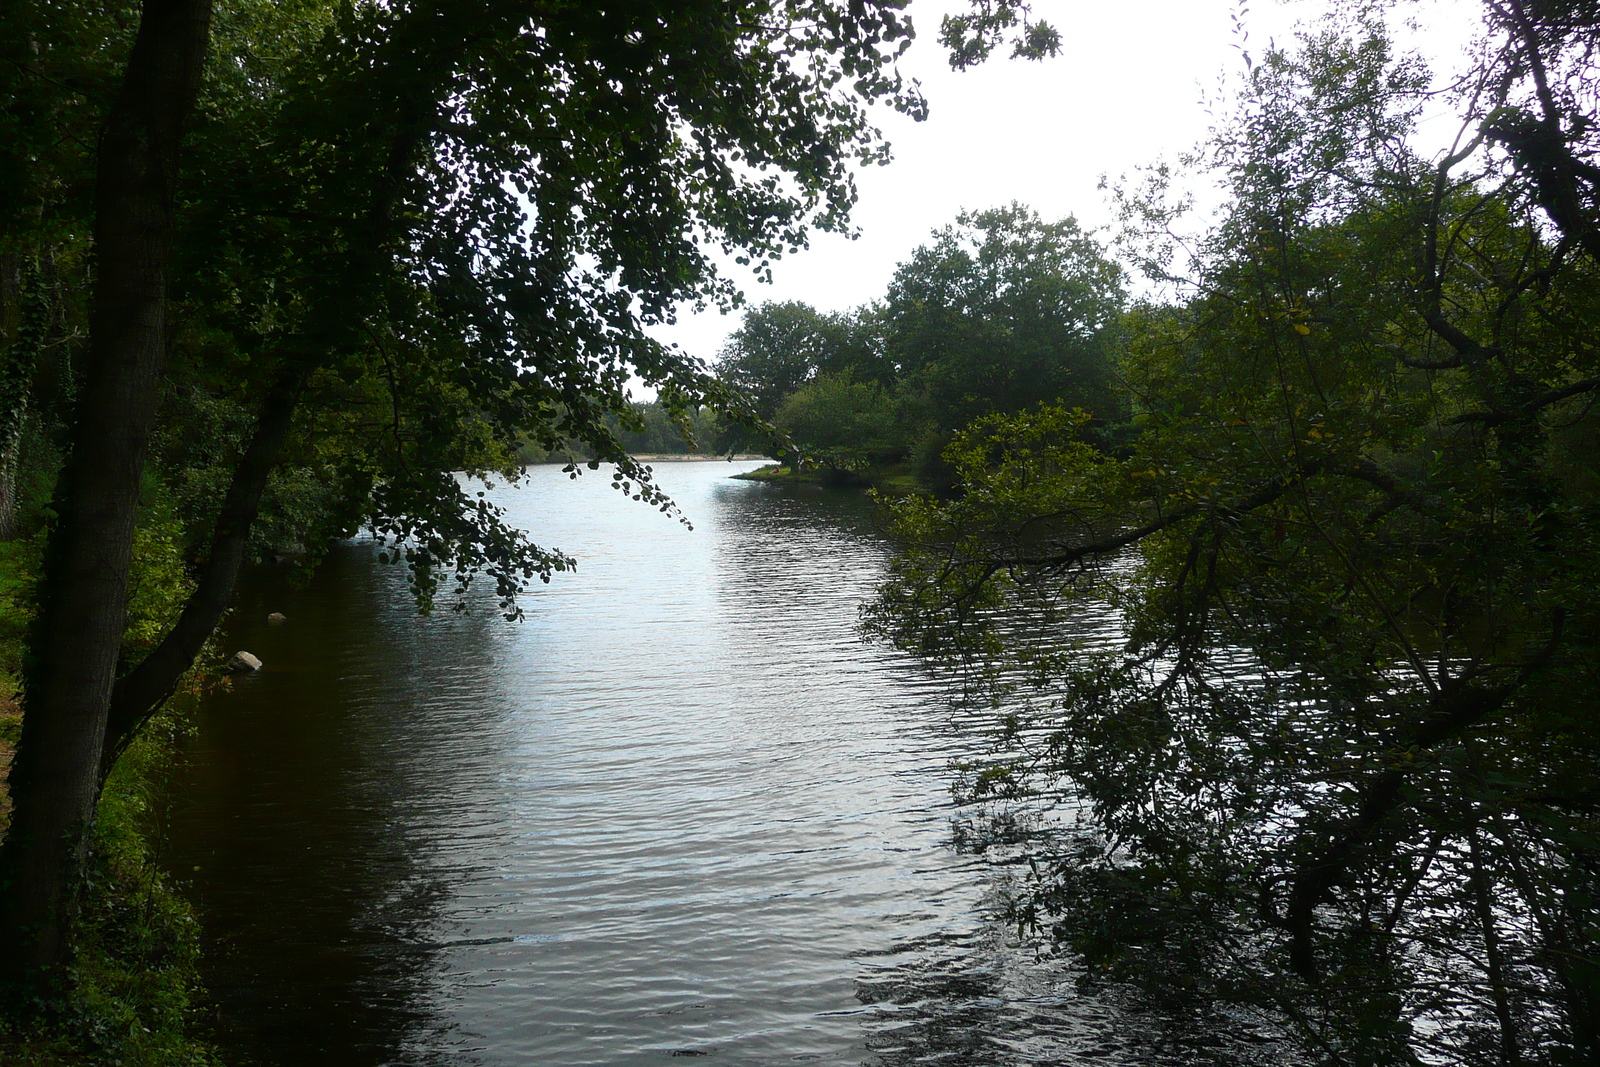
{"left": 227, "top": 651, "right": 263, "bottom": 673}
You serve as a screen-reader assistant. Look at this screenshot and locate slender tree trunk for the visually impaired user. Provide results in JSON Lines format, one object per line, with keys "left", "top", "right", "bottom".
{"left": 0, "top": 0, "right": 211, "bottom": 988}
{"left": 0, "top": 250, "right": 23, "bottom": 540}
{"left": 1469, "top": 832, "right": 1523, "bottom": 1067}
{"left": 0, "top": 251, "right": 47, "bottom": 542}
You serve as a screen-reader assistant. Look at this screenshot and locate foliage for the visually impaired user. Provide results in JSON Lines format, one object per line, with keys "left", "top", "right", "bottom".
{"left": 0, "top": 541, "right": 219, "bottom": 1064}
{"left": 775, "top": 371, "right": 900, "bottom": 475}
{"left": 711, "top": 298, "right": 893, "bottom": 461}
{"left": 40, "top": 706, "right": 220, "bottom": 1067}
{"left": 937, "top": 0, "right": 1061, "bottom": 70}
{"left": 0, "top": 706, "right": 222, "bottom": 1066}
{"left": 715, "top": 302, "right": 853, "bottom": 421}
{"left": 123, "top": 511, "right": 198, "bottom": 662}
{"left": 713, "top": 205, "right": 1128, "bottom": 485}
{"left": 609, "top": 401, "right": 727, "bottom": 456}
{"left": 885, "top": 203, "right": 1127, "bottom": 438}
{"left": 867, "top": 8, "right": 1600, "bottom": 1064}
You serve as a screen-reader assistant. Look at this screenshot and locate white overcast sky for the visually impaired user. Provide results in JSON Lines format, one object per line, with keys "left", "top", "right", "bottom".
{"left": 645, "top": 0, "right": 1485, "bottom": 370}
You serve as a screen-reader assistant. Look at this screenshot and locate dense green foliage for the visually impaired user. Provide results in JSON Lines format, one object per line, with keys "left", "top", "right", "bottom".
{"left": 867, "top": 5, "right": 1600, "bottom": 1064}
{"left": 885, "top": 206, "right": 1126, "bottom": 442}
{"left": 713, "top": 206, "right": 1128, "bottom": 485}
{"left": 775, "top": 371, "right": 900, "bottom": 475}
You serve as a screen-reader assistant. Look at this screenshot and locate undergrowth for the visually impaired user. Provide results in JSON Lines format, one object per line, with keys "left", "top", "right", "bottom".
{"left": 0, "top": 532, "right": 224, "bottom": 1065}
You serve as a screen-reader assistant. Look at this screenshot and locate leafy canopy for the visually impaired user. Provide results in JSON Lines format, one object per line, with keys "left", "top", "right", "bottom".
{"left": 867, "top": 6, "right": 1600, "bottom": 1063}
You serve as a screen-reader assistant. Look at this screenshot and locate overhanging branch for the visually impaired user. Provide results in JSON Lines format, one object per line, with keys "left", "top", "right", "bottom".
{"left": 100, "top": 370, "right": 304, "bottom": 780}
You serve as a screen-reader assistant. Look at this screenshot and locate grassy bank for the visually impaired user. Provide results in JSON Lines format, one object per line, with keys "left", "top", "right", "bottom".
{"left": 0, "top": 537, "right": 222, "bottom": 1066}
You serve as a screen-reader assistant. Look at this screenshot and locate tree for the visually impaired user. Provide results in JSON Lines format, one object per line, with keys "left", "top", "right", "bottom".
{"left": 713, "top": 299, "right": 892, "bottom": 463}
{"left": 0, "top": 0, "right": 214, "bottom": 988}
{"left": 867, "top": 8, "right": 1600, "bottom": 1063}
{"left": 608, "top": 400, "right": 725, "bottom": 457}
{"left": 0, "top": 0, "right": 1062, "bottom": 991}
{"left": 884, "top": 204, "right": 1126, "bottom": 441}
{"left": 714, "top": 208, "right": 1128, "bottom": 482}
{"left": 713, "top": 301, "right": 848, "bottom": 421}
{"left": 774, "top": 370, "right": 899, "bottom": 478}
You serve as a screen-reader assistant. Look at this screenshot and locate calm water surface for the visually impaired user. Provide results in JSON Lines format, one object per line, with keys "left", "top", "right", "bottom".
{"left": 166, "top": 461, "right": 1264, "bottom": 1065}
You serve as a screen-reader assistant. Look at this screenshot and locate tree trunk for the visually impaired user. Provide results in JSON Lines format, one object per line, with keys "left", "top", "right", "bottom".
{"left": 0, "top": 250, "right": 23, "bottom": 540}
{"left": 0, "top": 0, "right": 211, "bottom": 989}
{"left": 0, "top": 251, "right": 47, "bottom": 542}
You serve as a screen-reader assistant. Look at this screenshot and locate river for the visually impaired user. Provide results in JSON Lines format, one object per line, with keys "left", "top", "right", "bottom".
{"left": 165, "top": 460, "right": 1276, "bottom": 1065}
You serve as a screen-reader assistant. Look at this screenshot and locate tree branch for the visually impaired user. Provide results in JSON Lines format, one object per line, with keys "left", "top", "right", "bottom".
{"left": 1003, "top": 459, "right": 1329, "bottom": 570}
{"left": 1451, "top": 377, "right": 1600, "bottom": 425}
{"left": 100, "top": 370, "right": 303, "bottom": 780}
{"left": 1284, "top": 608, "right": 1567, "bottom": 979}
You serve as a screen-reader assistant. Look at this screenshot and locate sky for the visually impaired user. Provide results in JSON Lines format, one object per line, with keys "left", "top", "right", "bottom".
{"left": 645, "top": 0, "right": 1486, "bottom": 370}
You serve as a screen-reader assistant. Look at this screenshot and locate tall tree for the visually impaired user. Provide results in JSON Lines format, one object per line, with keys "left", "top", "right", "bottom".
{"left": 714, "top": 301, "right": 849, "bottom": 421}
{"left": 712, "top": 299, "right": 892, "bottom": 462}
{"left": 884, "top": 204, "right": 1126, "bottom": 436}
{"left": 0, "top": 0, "right": 213, "bottom": 983}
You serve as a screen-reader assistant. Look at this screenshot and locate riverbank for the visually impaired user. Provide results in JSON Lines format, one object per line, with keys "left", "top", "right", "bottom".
{"left": 732, "top": 461, "right": 924, "bottom": 494}
{"left": 0, "top": 704, "right": 223, "bottom": 1066}
{"left": 0, "top": 537, "right": 221, "bottom": 1066}
{"left": 628, "top": 453, "right": 767, "bottom": 462}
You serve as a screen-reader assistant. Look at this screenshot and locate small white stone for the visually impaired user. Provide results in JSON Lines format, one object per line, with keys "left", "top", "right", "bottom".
{"left": 267, "top": 612, "right": 288, "bottom": 626}
{"left": 227, "top": 650, "right": 263, "bottom": 673}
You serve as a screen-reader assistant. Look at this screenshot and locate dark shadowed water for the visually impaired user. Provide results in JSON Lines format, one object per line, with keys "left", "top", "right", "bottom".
{"left": 165, "top": 461, "right": 1278, "bottom": 1065}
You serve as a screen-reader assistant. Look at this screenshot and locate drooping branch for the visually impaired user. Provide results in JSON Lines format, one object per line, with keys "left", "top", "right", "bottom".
{"left": 1451, "top": 376, "right": 1600, "bottom": 425}
{"left": 1283, "top": 608, "right": 1567, "bottom": 980}
{"left": 1002, "top": 459, "right": 1330, "bottom": 570}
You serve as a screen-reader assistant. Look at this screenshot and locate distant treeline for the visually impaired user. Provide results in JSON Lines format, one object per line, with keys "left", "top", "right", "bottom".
{"left": 514, "top": 202, "right": 1128, "bottom": 478}
{"left": 710, "top": 203, "right": 1126, "bottom": 486}
{"left": 515, "top": 402, "right": 732, "bottom": 463}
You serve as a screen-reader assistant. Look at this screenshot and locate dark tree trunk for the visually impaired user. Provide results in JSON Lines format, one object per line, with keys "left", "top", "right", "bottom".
{"left": 0, "top": 250, "right": 23, "bottom": 540}
{"left": 0, "top": 0, "right": 211, "bottom": 988}
{"left": 0, "top": 251, "right": 47, "bottom": 542}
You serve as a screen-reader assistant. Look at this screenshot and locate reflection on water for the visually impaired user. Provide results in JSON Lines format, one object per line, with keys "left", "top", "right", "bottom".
{"left": 166, "top": 461, "right": 1284, "bottom": 1065}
